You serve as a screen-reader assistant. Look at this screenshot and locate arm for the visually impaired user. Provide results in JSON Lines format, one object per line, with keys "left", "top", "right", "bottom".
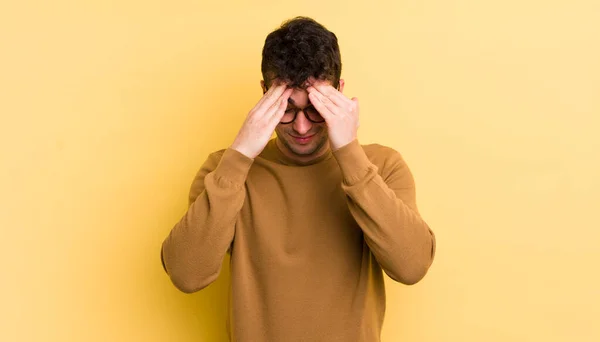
{"left": 333, "top": 140, "right": 436, "bottom": 285}
{"left": 161, "top": 148, "right": 253, "bottom": 293}
{"left": 161, "top": 82, "right": 291, "bottom": 293}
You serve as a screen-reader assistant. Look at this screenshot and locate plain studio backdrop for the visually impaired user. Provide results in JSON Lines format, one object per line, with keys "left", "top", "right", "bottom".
{"left": 1, "top": 1, "right": 599, "bottom": 341}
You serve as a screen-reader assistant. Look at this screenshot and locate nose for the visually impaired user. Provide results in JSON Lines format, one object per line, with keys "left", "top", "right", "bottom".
{"left": 292, "top": 110, "right": 312, "bottom": 135}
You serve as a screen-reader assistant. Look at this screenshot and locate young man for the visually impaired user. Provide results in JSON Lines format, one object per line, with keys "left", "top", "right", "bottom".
{"left": 161, "top": 16, "right": 436, "bottom": 341}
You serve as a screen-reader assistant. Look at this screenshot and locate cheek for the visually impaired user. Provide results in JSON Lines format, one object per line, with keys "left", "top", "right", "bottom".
{"left": 274, "top": 124, "right": 288, "bottom": 136}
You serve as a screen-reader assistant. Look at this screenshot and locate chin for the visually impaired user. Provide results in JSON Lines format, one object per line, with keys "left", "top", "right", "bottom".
{"left": 286, "top": 135, "right": 326, "bottom": 156}
{"left": 289, "top": 144, "right": 318, "bottom": 155}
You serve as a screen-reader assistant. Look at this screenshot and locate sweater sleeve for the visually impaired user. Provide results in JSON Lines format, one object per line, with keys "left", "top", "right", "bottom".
{"left": 332, "top": 140, "right": 436, "bottom": 285}
{"left": 161, "top": 148, "right": 253, "bottom": 293}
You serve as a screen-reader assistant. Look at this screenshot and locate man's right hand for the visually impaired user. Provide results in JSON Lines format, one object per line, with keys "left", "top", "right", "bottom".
{"left": 231, "top": 82, "right": 293, "bottom": 159}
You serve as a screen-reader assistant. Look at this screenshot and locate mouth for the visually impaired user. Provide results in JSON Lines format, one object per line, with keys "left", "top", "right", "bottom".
{"left": 290, "top": 133, "right": 316, "bottom": 145}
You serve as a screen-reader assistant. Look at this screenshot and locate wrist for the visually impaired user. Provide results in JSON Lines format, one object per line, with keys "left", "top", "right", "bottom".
{"left": 332, "top": 139, "right": 373, "bottom": 185}
{"left": 330, "top": 135, "right": 357, "bottom": 152}
{"left": 213, "top": 148, "right": 255, "bottom": 185}
{"left": 230, "top": 145, "right": 255, "bottom": 159}
{"left": 230, "top": 141, "right": 259, "bottom": 159}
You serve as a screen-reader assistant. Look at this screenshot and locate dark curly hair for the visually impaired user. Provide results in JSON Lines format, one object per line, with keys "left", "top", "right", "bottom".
{"left": 261, "top": 17, "right": 341, "bottom": 89}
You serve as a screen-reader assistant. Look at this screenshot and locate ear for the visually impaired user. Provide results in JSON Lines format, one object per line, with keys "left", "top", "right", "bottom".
{"left": 338, "top": 79, "right": 345, "bottom": 93}
{"left": 261, "top": 80, "right": 267, "bottom": 93}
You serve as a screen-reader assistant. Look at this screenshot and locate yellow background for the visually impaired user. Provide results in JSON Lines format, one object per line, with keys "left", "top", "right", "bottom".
{"left": 1, "top": 1, "right": 599, "bottom": 341}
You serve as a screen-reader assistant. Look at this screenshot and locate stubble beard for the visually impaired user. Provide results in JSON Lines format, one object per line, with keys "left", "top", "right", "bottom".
{"left": 280, "top": 130, "right": 329, "bottom": 156}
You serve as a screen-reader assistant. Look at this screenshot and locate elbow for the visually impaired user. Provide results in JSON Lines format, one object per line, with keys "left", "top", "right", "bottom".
{"left": 385, "top": 235, "right": 436, "bottom": 285}
{"left": 166, "top": 264, "right": 221, "bottom": 294}
{"left": 170, "top": 272, "right": 219, "bottom": 294}
{"left": 161, "top": 246, "right": 220, "bottom": 294}
{"left": 384, "top": 260, "right": 432, "bottom": 285}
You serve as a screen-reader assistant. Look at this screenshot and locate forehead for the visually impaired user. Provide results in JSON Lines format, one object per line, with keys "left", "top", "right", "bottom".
{"left": 267, "top": 76, "right": 332, "bottom": 88}
{"left": 287, "top": 79, "right": 332, "bottom": 106}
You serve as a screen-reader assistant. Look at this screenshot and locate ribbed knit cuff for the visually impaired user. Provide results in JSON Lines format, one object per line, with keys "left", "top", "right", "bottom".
{"left": 332, "top": 139, "right": 374, "bottom": 185}
{"left": 212, "top": 148, "right": 254, "bottom": 186}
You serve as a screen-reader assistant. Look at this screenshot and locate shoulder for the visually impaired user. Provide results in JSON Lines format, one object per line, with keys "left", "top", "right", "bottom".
{"left": 361, "top": 143, "right": 407, "bottom": 167}
{"left": 361, "top": 142, "right": 413, "bottom": 182}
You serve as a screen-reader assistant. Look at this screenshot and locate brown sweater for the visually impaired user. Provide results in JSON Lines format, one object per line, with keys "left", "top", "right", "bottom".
{"left": 161, "top": 138, "right": 436, "bottom": 341}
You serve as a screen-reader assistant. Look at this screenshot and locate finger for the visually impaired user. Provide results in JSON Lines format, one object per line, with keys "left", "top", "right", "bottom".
{"left": 255, "top": 80, "right": 279, "bottom": 106}
{"left": 269, "top": 88, "right": 294, "bottom": 125}
{"left": 267, "top": 87, "right": 293, "bottom": 119}
{"left": 308, "top": 87, "right": 341, "bottom": 116}
{"left": 308, "top": 91, "right": 336, "bottom": 121}
{"left": 255, "top": 82, "right": 288, "bottom": 111}
{"left": 333, "top": 87, "right": 353, "bottom": 108}
{"left": 307, "top": 87, "right": 348, "bottom": 115}
{"left": 309, "top": 83, "right": 352, "bottom": 108}
{"left": 258, "top": 82, "right": 287, "bottom": 108}
{"left": 310, "top": 85, "right": 357, "bottom": 116}
{"left": 263, "top": 87, "right": 292, "bottom": 123}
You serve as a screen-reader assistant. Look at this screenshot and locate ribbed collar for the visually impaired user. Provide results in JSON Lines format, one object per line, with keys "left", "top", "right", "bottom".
{"left": 258, "top": 138, "right": 333, "bottom": 166}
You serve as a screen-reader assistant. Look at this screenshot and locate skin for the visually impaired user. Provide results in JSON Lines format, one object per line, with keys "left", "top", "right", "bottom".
{"left": 232, "top": 77, "right": 360, "bottom": 164}
{"left": 231, "top": 81, "right": 294, "bottom": 159}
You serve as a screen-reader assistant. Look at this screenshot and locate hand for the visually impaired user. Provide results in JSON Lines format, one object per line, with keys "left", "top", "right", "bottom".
{"left": 306, "top": 83, "right": 359, "bottom": 151}
{"left": 231, "top": 82, "right": 293, "bottom": 158}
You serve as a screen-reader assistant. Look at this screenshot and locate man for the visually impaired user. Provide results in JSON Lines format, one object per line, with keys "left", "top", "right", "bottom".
{"left": 161, "top": 16, "right": 436, "bottom": 341}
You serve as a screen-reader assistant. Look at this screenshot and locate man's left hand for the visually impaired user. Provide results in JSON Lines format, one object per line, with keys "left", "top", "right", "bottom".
{"left": 307, "top": 83, "right": 359, "bottom": 151}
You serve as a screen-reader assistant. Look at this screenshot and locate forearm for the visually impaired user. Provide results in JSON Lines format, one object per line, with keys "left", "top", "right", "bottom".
{"left": 334, "top": 141, "right": 436, "bottom": 285}
{"left": 344, "top": 172, "right": 435, "bottom": 284}
{"left": 161, "top": 148, "right": 253, "bottom": 293}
